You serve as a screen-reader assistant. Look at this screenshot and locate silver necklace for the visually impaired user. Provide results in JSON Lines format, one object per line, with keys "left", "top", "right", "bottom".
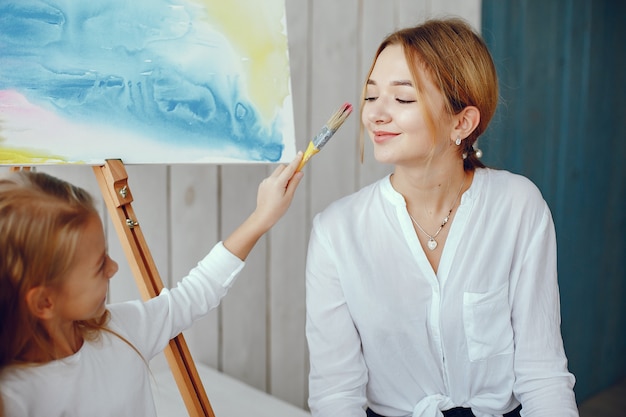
{"left": 408, "top": 175, "right": 466, "bottom": 251}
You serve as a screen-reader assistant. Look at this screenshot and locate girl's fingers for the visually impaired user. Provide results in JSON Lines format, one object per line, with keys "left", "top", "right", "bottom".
{"left": 268, "top": 151, "right": 303, "bottom": 182}
{"left": 285, "top": 169, "right": 303, "bottom": 196}
{"left": 279, "top": 151, "right": 303, "bottom": 181}
{"left": 270, "top": 164, "right": 286, "bottom": 178}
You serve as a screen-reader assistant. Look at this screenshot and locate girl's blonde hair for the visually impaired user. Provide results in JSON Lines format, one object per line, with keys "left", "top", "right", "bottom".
{"left": 0, "top": 171, "right": 108, "bottom": 368}
{"left": 360, "top": 18, "right": 498, "bottom": 170}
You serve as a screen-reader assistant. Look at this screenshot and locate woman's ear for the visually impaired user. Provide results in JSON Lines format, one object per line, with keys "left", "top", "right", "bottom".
{"left": 25, "top": 286, "right": 55, "bottom": 320}
{"left": 452, "top": 105, "right": 481, "bottom": 141}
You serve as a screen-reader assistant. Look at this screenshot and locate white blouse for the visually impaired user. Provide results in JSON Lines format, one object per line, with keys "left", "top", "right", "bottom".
{"left": 305, "top": 168, "right": 578, "bottom": 417}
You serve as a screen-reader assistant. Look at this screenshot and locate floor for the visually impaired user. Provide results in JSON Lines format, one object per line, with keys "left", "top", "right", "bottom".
{"left": 150, "top": 357, "right": 311, "bottom": 417}
{"left": 578, "top": 378, "right": 626, "bottom": 417}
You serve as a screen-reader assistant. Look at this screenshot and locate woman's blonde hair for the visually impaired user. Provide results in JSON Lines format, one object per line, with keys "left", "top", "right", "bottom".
{"left": 360, "top": 17, "right": 498, "bottom": 170}
{"left": 0, "top": 171, "right": 108, "bottom": 368}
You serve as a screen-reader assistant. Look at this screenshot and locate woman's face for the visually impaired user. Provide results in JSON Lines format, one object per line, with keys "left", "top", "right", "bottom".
{"left": 362, "top": 44, "right": 452, "bottom": 167}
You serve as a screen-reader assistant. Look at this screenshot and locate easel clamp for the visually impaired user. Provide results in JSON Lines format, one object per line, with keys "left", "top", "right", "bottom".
{"left": 99, "top": 158, "right": 134, "bottom": 208}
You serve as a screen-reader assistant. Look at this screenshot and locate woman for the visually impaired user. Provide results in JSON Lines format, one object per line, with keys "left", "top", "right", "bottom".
{"left": 305, "top": 18, "right": 578, "bottom": 417}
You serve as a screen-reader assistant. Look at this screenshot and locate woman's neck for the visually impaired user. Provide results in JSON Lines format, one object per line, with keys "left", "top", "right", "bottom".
{"left": 392, "top": 162, "right": 468, "bottom": 216}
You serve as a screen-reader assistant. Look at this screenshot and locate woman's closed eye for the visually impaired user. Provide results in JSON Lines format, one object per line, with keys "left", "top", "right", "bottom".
{"left": 364, "top": 96, "right": 416, "bottom": 103}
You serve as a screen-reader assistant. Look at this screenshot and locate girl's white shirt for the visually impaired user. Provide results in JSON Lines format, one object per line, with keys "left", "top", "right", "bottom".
{"left": 0, "top": 242, "right": 244, "bottom": 417}
{"left": 305, "top": 168, "right": 578, "bottom": 417}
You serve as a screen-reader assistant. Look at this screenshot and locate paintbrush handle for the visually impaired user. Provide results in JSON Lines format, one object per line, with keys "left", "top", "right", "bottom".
{"left": 296, "top": 141, "right": 320, "bottom": 172}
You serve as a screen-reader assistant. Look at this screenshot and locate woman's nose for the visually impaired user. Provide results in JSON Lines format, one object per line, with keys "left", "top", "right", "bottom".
{"left": 365, "top": 99, "right": 391, "bottom": 125}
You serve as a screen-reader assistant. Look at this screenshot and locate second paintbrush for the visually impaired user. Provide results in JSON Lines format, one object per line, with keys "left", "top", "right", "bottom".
{"left": 296, "top": 102, "right": 353, "bottom": 172}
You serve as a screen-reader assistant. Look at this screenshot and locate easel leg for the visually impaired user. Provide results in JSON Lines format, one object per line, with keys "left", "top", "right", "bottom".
{"left": 93, "top": 160, "right": 215, "bottom": 417}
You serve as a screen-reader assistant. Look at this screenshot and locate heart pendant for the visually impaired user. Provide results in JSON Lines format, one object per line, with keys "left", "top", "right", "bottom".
{"left": 427, "top": 238, "right": 437, "bottom": 251}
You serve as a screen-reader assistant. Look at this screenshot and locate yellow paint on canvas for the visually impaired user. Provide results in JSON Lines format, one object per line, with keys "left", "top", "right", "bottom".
{"left": 199, "top": 0, "right": 290, "bottom": 122}
{"left": 0, "top": 147, "right": 69, "bottom": 164}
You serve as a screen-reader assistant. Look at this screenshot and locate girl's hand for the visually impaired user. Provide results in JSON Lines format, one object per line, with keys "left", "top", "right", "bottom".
{"left": 253, "top": 151, "right": 304, "bottom": 229}
{"left": 223, "top": 152, "right": 303, "bottom": 261}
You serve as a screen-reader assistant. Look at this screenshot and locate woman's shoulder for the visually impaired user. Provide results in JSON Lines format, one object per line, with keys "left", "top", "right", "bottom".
{"left": 479, "top": 168, "right": 545, "bottom": 201}
{"left": 476, "top": 168, "right": 549, "bottom": 218}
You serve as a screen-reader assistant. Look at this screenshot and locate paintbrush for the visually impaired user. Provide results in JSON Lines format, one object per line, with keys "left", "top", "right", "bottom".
{"left": 296, "top": 102, "right": 353, "bottom": 172}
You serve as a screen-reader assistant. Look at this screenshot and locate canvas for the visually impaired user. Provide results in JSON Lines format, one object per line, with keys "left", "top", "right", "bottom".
{"left": 0, "top": 0, "right": 295, "bottom": 165}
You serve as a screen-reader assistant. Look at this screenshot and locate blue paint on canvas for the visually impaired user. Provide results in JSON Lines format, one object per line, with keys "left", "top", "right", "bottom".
{"left": 0, "top": 0, "right": 289, "bottom": 163}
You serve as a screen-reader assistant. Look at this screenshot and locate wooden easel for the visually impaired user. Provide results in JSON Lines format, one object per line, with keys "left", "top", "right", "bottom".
{"left": 91, "top": 159, "right": 215, "bottom": 417}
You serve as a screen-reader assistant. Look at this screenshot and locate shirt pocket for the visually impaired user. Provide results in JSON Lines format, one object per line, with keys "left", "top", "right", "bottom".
{"left": 463, "top": 284, "right": 514, "bottom": 362}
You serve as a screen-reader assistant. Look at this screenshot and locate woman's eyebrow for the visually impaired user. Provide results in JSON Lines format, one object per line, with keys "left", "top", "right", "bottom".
{"left": 391, "top": 80, "right": 413, "bottom": 87}
{"left": 366, "top": 79, "right": 413, "bottom": 87}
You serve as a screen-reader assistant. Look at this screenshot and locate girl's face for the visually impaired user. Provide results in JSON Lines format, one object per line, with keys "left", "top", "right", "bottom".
{"left": 362, "top": 44, "right": 452, "bottom": 167}
{"left": 53, "top": 214, "right": 118, "bottom": 322}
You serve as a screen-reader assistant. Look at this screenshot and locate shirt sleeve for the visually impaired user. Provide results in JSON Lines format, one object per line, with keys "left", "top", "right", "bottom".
{"left": 510, "top": 202, "right": 579, "bottom": 416}
{"left": 305, "top": 214, "right": 368, "bottom": 417}
{"left": 107, "top": 241, "right": 245, "bottom": 360}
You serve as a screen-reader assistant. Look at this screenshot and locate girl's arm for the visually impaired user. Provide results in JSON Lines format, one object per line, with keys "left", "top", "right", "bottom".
{"left": 113, "top": 152, "right": 304, "bottom": 358}
{"left": 223, "top": 152, "right": 303, "bottom": 261}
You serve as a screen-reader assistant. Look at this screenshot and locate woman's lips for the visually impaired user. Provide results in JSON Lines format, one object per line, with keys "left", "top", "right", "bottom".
{"left": 373, "top": 130, "right": 399, "bottom": 144}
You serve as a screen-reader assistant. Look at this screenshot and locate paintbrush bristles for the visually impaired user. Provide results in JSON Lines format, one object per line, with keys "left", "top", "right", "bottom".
{"left": 296, "top": 102, "right": 353, "bottom": 172}
{"left": 311, "top": 102, "right": 353, "bottom": 149}
{"left": 326, "top": 102, "right": 353, "bottom": 132}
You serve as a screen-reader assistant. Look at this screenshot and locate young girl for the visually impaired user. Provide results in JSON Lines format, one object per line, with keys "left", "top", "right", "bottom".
{"left": 305, "top": 18, "right": 578, "bottom": 417}
{"left": 0, "top": 153, "right": 303, "bottom": 416}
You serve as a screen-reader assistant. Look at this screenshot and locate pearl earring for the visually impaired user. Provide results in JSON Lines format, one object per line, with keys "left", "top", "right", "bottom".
{"left": 455, "top": 136, "right": 462, "bottom": 146}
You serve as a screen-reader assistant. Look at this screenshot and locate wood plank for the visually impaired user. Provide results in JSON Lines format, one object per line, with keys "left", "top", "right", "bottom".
{"left": 267, "top": 0, "right": 310, "bottom": 408}
{"left": 170, "top": 165, "right": 221, "bottom": 368}
{"left": 395, "top": 0, "right": 429, "bottom": 27}
{"left": 309, "top": 0, "right": 360, "bottom": 217}
{"left": 220, "top": 164, "right": 268, "bottom": 391}
{"left": 430, "top": 0, "right": 481, "bottom": 28}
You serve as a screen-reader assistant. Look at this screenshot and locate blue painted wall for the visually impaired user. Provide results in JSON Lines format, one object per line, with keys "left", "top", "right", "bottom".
{"left": 481, "top": 0, "right": 626, "bottom": 403}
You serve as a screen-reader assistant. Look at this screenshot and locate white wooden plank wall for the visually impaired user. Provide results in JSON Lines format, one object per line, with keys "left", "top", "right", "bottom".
{"left": 2, "top": 0, "right": 480, "bottom": 411}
